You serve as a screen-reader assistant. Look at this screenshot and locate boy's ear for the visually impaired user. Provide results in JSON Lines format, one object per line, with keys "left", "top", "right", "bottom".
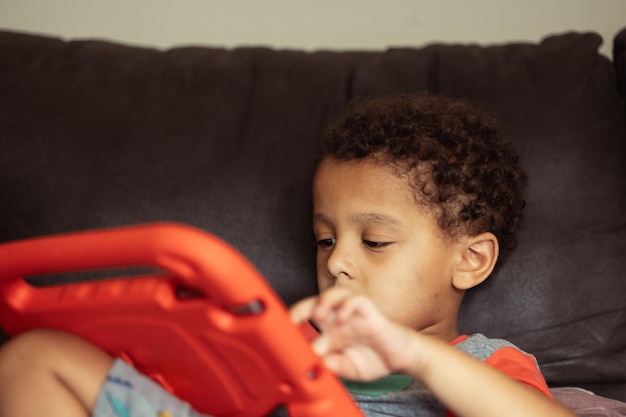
{"left": 452, "top": 232, "right": 499, "bottom": 290}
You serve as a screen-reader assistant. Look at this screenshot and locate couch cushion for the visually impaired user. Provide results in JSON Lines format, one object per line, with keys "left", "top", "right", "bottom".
{"left": 0, "top": 31, "right": 358, "bottom": 304}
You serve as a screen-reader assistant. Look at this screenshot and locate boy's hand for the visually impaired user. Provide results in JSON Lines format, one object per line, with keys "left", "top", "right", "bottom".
{"left": 292, "top": 288, "right": 577, "bottom": 417}
{"left": 290, "top": 287, "right": 416, "bottom": 381}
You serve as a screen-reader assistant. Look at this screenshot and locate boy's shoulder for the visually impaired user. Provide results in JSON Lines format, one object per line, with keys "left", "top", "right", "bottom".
{"left": 453, "top": 333, "right": 523, "bottom": 361}
{"left": 454, "top": 333, "right": 552, "bottom": 397}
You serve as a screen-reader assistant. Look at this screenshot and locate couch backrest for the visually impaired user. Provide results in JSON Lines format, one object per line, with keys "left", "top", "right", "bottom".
{"left": 1, "top": 29, "right": 625, "bottom": 394}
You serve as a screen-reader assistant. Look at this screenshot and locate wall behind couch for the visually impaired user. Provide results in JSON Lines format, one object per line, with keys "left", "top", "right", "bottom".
{"left": 0, "top": 0, "right": 624, "bottom": 59}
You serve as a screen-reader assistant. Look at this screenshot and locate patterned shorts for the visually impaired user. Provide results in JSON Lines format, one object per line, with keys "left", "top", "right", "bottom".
{"left": 93, "top": 358, "right": 210, "bottom": 417}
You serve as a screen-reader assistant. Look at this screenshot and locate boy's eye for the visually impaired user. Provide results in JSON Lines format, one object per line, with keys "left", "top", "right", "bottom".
{"left": 363, "top": 240, "right": 390, "bottom": 249}
{"left": 317, "top": 238, "right": 336, "bottom": 248}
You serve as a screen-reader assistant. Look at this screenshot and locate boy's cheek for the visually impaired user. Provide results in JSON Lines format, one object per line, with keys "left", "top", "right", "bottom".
{"left": 315, "top": 257, "right": 330, "bottom": 289}
{"left": 316, "top": 276, "right": 333, "bottom": 291}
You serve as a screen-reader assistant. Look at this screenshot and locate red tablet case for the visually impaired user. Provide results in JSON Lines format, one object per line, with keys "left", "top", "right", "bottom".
{"left": 0, "top": 223, "right": 363, "bottom": 417}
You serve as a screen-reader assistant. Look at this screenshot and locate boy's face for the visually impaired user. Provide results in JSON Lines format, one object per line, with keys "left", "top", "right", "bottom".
{"left": 312, "top": 157, "right": 466, "bottom": 340}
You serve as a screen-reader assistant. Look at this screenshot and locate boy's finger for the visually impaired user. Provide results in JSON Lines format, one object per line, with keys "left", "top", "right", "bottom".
{"left": 289, "top": 296, "right": 318, "bottom": 324}
{"left": 316, "top": 287, "right": 354, "bottom": 313}
{"left": 335, "top": 294, "right": 369, "bottom": 323}
{"left": 311, "top": 333, "right": 332, "bottom": 356}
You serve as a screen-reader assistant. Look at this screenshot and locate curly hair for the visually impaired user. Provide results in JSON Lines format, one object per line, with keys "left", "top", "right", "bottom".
{"left": 319, "top": 93, "right": 527, "bottom": 263}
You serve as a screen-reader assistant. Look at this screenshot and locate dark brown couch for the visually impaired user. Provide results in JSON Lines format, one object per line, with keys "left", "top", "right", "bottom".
{"left": 1, "top": 27, "right": 625, "bottom": 411}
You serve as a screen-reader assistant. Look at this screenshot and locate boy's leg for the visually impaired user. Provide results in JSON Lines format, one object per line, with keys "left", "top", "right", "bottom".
{"left": 0, "top": 328, "right": 114, "bottom": 417}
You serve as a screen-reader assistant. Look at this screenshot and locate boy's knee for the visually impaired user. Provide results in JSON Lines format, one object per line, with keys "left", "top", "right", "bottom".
{"left": 0, "top": 329, "right": 78, "bottom": 377}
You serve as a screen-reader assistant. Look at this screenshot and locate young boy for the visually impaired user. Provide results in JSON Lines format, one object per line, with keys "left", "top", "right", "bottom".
{"left": 0, "top": 93, "right": 574, "bottom": 417}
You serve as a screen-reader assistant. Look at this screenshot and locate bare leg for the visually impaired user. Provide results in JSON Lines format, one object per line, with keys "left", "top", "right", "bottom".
{"left": 0, "top": 329, "right": 114, "bottom": 417}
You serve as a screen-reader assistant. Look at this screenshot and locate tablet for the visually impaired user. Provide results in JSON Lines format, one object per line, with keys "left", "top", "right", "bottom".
{"left": 0, "top": 223, "right": 363, "bottom": 417}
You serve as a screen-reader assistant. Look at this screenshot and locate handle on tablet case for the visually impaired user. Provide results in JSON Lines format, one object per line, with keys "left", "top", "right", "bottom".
{"left": 0, "top": 223, "right": 364, "bottom": 417}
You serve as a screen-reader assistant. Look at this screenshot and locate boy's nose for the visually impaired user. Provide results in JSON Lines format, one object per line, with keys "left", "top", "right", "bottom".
{"left": 333, "top": 272, "right": 352, "bottom": 286}
{"left": 326, "top": 243, "right": 355, "bottom": 281}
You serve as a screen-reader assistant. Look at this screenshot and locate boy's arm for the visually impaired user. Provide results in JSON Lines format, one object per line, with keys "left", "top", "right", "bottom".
{"left": 290, "top": 288, "right": 575, "bottom": 417}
